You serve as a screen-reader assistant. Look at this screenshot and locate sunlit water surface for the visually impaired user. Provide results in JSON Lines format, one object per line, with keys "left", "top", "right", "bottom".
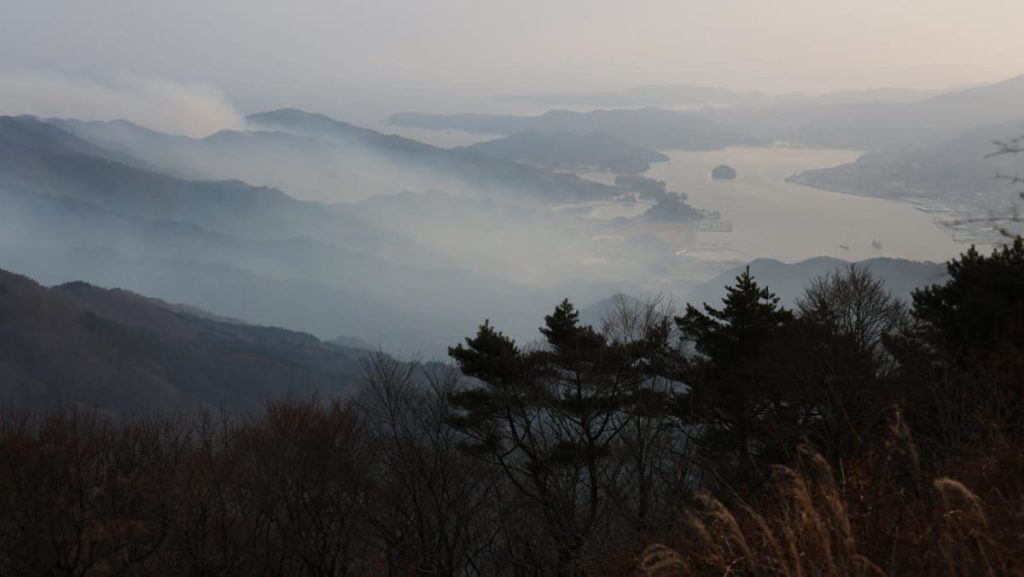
{"left": 641, "top": 147, "right": 963, "bottom": 264}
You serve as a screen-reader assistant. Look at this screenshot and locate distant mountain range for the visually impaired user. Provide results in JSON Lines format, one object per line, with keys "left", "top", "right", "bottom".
{"left": 499, "top": 84, "right": 942, "bottom": 110}
{"left": 247, "top": 109, "right": 618, "bottom": 201}
{"left": 50, "top": 110, "right": 615, "bottom": 204}
{"left": 709, "top": 74, "right": 1024, "bottom": 151}
{"left": 4, "top": 72, "right": 1018, "bottom": 366}
{"left": 458, "top": 130, "right": 669, "bottom": 173}
{"left": 390, "top": 107, "right": 761, "bottom": 150}
{"left": 0, "top": 267, "right": 369, "bottom": 414}
{"left": 393, "top": 75, "right": 1024, "bottom": 156}
{"left": 0, "top": 115, "right": 557, "bottom": 354}
{"left": 0, "top": 116, "right": 407, "bottom": 254}
{"left": 498, "top": 84, "right": 772, "bottom": 108}
{"left": 393, "top": 73, "right": 1024, "bottom": 220}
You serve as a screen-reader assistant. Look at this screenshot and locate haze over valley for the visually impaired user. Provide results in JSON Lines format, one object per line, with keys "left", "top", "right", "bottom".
{"left": 5, "top": 4, "right": 1024, "bottom": 576}
{"left": 3, "top": 67, "right": 1023, "bottom": 363}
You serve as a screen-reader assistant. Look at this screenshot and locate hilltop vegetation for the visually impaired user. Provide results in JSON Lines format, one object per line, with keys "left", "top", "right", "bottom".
{"left": 0, "top": 242, "right": 1021, "bottom": 576}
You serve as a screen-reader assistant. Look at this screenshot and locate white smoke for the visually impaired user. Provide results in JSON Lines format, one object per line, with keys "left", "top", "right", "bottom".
{"left": 0, "top": 72, "right": 243, "bottom": 137}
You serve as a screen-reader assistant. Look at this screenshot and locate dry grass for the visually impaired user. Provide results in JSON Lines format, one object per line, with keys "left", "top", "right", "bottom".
{"left": 638, "top": 445, "right": 1023, "bottom": 577}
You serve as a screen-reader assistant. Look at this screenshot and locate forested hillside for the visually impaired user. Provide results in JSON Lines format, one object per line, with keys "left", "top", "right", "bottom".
{"left": 1, "top": 242, "right": 1021, "bottom": 576}
{"left": 0, "top": 268, "right": 367, "bottom": 413}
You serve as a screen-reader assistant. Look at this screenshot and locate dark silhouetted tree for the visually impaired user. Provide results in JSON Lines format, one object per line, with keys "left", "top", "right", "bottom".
{"left": 449, "top": 300, "right": 674, "bottom": 577}
{"left": 675, "top": 268, "right": 796, "bottom": 480}
{"left": 793, "top": 265, "right": 910, "bottom": 456}
{"left": 913, "top": 238, "right": 1024, "bottom": 360}
{"left": 904, "top": 239, "right": 1024, "bottom": 447}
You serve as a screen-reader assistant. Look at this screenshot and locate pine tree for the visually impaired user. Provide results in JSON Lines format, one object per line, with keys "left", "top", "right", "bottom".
{"left": 678, "top": 267, "right": 793, "bottom": 368}
{"left": 448, "top": 299, "right": 674, "bottom": 577}
{"left": 905, "top": 239, "right": 1024, "bottom": 444}
{"left": 675, "top": 267, "right": 796, "bottom": 479}
{"left": 913, "top": 238, "right": 1024, "bottom": 359}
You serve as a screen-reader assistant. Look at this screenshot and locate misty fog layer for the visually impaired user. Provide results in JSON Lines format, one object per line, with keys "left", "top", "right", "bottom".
{"left": 2, "top": 55, "right": 1023, "bottom": 358}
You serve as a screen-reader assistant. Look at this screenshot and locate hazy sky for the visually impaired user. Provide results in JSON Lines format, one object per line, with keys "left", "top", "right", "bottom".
{"left": 3, "top": 0, "right": 1024, "bottom": 130}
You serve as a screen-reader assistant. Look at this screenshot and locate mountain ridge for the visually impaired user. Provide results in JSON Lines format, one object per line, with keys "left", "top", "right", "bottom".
{"left": 0, "top": 267, "right": 370, "bottom": 414}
